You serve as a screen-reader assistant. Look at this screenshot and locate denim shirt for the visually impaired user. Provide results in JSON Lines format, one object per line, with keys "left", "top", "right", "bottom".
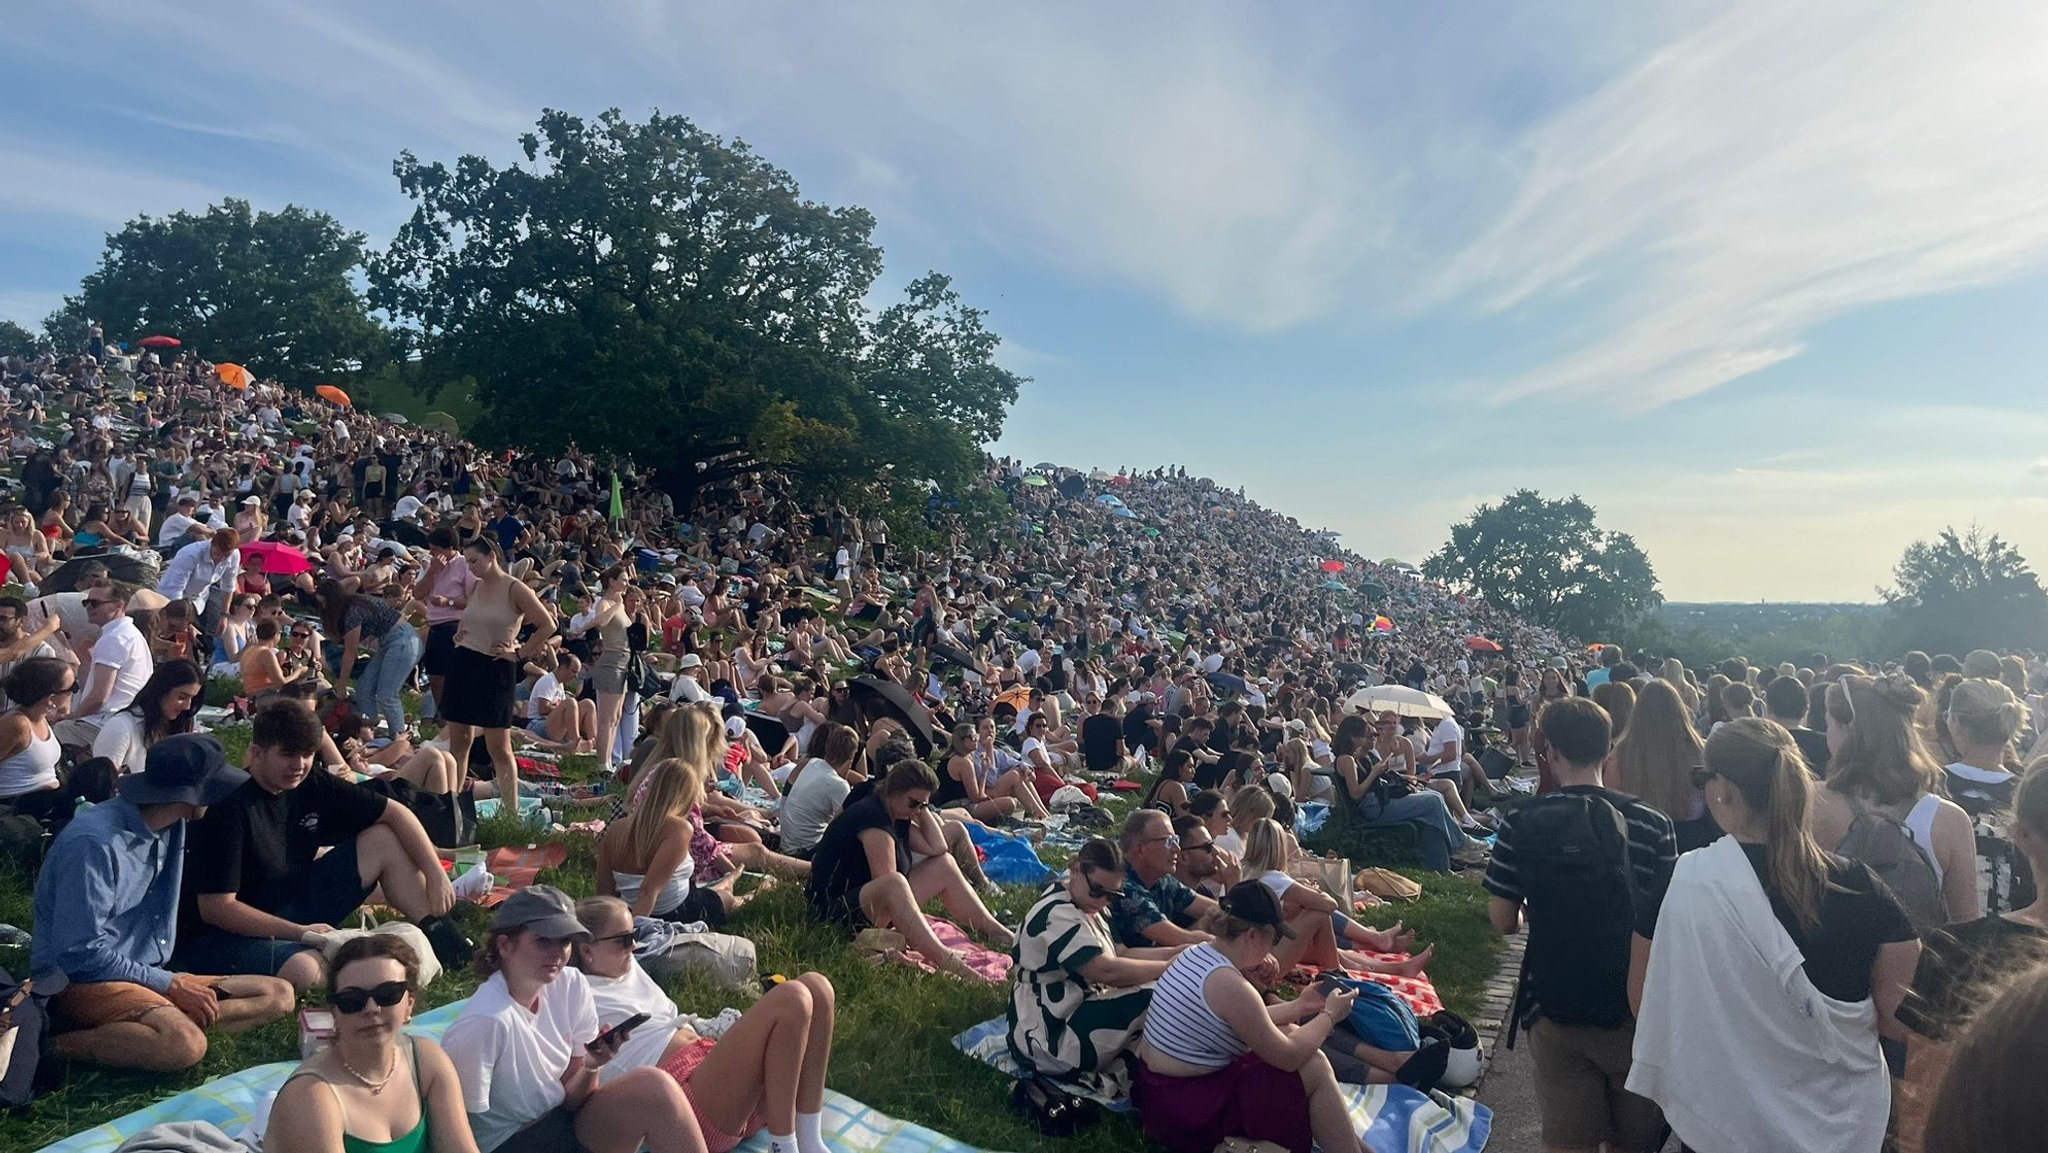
{"left": 31, "top": 799, "right": 184, "bottom": 993}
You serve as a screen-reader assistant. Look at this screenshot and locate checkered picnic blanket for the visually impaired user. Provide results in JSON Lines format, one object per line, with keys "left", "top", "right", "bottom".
{"left": 43, "top": 1002, "right": 1018, "bottom": 1153}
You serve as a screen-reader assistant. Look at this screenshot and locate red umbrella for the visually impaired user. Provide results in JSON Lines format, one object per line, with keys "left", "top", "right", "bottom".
{"left": 137, "top": 335, "right": 181, "bottom": 348}
{"left": 241, "top": 540, "right": 311, "bottom": 577}
{"left": 1465, "top": 636, "right": 1502, "bottom": 652}
{"left": 1320, "top": 560, "right": 1347, "bottom": 573}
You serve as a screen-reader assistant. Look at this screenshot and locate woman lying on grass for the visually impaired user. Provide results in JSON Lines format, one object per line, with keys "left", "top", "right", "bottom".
{"left": 805, "top": 758, "right": 1016, "bottom": 982}
{"left": 572, "top": 895, "right": 838, "bottom": 1153}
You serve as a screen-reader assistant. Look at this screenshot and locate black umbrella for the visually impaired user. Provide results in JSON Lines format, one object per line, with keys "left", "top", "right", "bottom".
{"left": 742, "top": 713, "right": 794, "bottom": 758}
{"left": 43, "top": 552, "right": 159, "bottom": 593}
{"left": 848, "top": 675, "right": 936, "bottom": 755}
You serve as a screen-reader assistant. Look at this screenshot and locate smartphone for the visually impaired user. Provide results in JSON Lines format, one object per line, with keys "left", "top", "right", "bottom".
{"left": 588, "top": 1012, "right": 651, "bottom": 1052}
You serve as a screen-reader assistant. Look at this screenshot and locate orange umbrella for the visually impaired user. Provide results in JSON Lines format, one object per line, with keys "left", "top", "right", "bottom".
{"left": 315, "top": 384, "right": 351, "bottom": 407}
{"left": 215, "top": 363, "right": 252, "bottom": 389}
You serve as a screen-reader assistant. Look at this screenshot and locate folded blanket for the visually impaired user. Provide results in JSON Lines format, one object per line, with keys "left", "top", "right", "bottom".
{"left": 863, "top": 918, "right": 1012, "bottom": 983}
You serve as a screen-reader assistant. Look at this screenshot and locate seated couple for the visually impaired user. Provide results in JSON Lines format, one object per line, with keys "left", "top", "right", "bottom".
{"left": 432, "top": 886, "right": 837, "bottom": 1153}
{"left": 1110, "top": 810, "right": 1429, "bottom": 979}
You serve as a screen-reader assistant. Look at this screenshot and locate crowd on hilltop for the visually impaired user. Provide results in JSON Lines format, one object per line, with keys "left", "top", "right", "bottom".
{"left": 0, "top": 334, "right": 2044, "bottom": 1153}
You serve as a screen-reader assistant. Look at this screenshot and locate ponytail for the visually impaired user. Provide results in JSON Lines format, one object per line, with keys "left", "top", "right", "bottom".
{"left": 1706, "top": 718, "right": 1832, "bottom": 934}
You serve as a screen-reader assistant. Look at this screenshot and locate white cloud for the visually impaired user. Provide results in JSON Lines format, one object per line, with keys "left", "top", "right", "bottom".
{"left": 1435, "top": 1, "right": 2048, "bottom": 408}
{"left": 0, "top": 140, "right": 223, "bottom": 225}
{"left": 2030, "top": 457, "right": 2048, "bottom": 477}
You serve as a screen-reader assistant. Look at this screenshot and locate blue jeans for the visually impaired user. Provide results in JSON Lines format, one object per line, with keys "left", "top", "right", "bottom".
{"left": 613, "top": 694, "right": 641, "bottom": 765}
{"left": 1358, "top": 789, "right": 1465, "bottom": 871}
{"left": 359, "top": 622, "right": 422, "bottom": 739}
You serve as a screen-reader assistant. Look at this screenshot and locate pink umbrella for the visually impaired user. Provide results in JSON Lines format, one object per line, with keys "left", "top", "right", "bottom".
{"left": 241, "top": 540, "right": 311, "bottom": 576}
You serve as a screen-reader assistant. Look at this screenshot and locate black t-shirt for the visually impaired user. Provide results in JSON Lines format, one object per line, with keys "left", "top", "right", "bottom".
{"left": 1679, "top": 842, "right": 1917, "bottom": 1002}
{"left": 1080, "top": 714, "right": 1123, "bottom": 772}
{"left": 1121, "top": 709, "right": 1154, "bottom": 756}
{"left": 1788, "top": 726, "right": 1832, "bottom": 778}
{"left": 185, "top": 771, "right": 388, "bottom": 918}
{"left": 1899, "top": 914, "right": 2048, "bottom": 1041}
{"left": 806, "top": 793, "right": 908, "bottom": 921}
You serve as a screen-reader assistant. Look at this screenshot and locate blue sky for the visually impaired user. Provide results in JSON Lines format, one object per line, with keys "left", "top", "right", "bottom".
{"left": 8, "top": 1, "right": 2048, "bottom": 602}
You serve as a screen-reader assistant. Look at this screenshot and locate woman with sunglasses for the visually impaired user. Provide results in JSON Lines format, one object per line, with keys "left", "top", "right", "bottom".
{"left": 571, "top": 895, "right": 838, "bottom": 1153}
{"left": 805, "top": 758, "right": 1014, "bottom": 983}
{"left": 1628, "top": 719, "right": 1918, "bottom": 1153}
{"left": 267, "top": 936, "right": 479, "bottom": 1153}
{"left": 441, "top": 886, "right": 700, "bottom": 1153}
{"left": 1010, "top": 838, "right": 1177, "bottom": 1097}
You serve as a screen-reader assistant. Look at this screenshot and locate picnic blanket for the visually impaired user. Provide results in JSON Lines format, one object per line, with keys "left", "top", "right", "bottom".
{"left": 473, "top": 841, "right": 569, "bottom": 907}
{"left": 1291, "top": 959, "right": 1445, "bottom": 1018}
{"left": 963, "top": 824, "right": 1053, "bottom": 887}
{"left": 46, "top": 1002, "right": 1020, "bottom": 1153}
{"left": 864, "top": 918, "right": 1012, "bottom": 983}
{"left": 951, "top": 1018, "right": 1491, "bottom": 1152}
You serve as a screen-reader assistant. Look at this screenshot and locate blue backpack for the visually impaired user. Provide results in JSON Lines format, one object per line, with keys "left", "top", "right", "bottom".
{"left": 1327, "top": 976, "right": 1420, "bottom": 1052}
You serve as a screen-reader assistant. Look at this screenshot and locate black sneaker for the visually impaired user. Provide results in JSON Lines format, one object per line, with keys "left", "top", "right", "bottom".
{"left": 420, "top": 915, "right": 474, "bottom": 970}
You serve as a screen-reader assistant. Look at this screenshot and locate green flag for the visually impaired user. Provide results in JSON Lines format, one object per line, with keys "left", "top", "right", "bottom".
{"left": 608, "top": 471, "right": 624, "bottom": 521}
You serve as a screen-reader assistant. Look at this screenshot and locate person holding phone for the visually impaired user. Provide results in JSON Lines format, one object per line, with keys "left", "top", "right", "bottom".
{"left": 266, "top": 936, "right": 479, "bottom": 1153}
{"left": 571, "top": 895, "right": 839, "bottom": 1153}
{"left": 440, "top": 886, "right": 701, "bottom": 1153}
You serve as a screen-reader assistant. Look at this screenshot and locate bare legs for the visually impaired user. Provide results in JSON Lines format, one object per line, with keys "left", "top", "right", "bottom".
{"left": 50, "top": 976, "right": 294, "bottom": 1072}
{"left": 576, "top": 1066, "right": 702, "bottom": 1153}
{"left": 445, "top": 721, "right": 520, "bottom": 810}
{"left": 684, "top": 973, "right": 836, "bottom": 1136}
{"left": 858, "top": 854, "right": 1013, "bottom": 981}
{"left": 1301, "top": 1051, "right": 1367, "bottom": 1153}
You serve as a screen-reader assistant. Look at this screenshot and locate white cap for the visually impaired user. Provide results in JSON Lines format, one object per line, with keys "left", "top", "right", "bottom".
{"left": 724, "top": 715, "right": 747, "bottom": 738}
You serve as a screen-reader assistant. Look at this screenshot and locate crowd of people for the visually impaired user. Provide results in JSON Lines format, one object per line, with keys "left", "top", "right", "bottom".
{"left": 0, "top": 336, "right": 2045, "bottom": 1153}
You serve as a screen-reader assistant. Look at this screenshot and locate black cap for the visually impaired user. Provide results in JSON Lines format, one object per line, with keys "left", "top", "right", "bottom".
{"left": 120, "top": 733, "right": 247, "bottom": 809}
{"left": 1219, "top": 880, "right": 1296, "bottom": 939}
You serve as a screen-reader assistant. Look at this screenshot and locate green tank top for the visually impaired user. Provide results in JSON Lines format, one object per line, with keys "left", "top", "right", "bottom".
{"left": 287, "top": 1037, "right": 429, "bottom": 1153}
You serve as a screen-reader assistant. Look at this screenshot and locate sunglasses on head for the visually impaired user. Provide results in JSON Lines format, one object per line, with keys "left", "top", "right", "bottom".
{"left": 330, "top": 980, "right": 409, "bottom": 1015}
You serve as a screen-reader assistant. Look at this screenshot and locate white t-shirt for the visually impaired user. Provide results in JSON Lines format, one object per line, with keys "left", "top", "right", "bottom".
{"left": 528, "top": 672, "right": 566, "bottom": 721}
{"left": 395, "top": 494, "right": 425, "bottom": 521}
{"left": 89, "top": 616, "right": 154, "bottom": 716}
{"left": 780, "top": 759, "right": 851, "bottom": 855}
{"left": 91, "top": 710, "right": 150, "bottom": 775}
{"left": 441, "top": 969, "right": 600, "bottom": 1153}
{"left": 1257, "top": 869, "right": 1295, "bottom": 899}
{"left": 668, "top": 673, "right": 711, "bottom": 704}
{"left": 155, "top": 511, "right": 199, "bottom": 546}
{"left": 1424, "top": 716, "right": 1462, "bottom": 775}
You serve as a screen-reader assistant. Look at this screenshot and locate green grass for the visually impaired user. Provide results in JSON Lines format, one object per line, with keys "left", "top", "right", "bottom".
{"left": 1, "top": 788, "right": 1498, "bottom": 1152}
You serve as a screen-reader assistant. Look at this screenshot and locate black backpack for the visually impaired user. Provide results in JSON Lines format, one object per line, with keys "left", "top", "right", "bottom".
{"left": 1836, "top": 807, "right": 1944, "bottom": 933}
{"left": 1508, "top": 791, "right": 1639, "bottom": 1035}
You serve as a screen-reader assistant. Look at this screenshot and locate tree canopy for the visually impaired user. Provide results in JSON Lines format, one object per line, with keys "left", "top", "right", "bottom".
{"left": 0, "top": 320, "right": 42, "bottom": 359}
{"left": 1880, "top": 525, "right": 2048, "bottom": 654}
{"left": 368, "top": 108, "right": 1021, "bottom": 499}
{"left": 59, "top": 198, "right": 386, "bottom": 383}
{"left": 1423, "top": 489, "right": 1661, "bottom": 641}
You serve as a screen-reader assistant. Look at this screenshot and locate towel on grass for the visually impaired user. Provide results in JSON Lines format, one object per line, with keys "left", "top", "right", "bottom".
{"left": 862, "top": 918, "right": 1012, "bottom": 983}
{"left": 474, "top": 842, "right": 569, "bottom": 907}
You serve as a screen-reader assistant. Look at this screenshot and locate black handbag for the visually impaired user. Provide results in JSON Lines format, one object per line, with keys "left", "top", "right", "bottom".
{"left": 626, "top": 653, "right": 666, "bottom": 699}
{"left": 1008, "top": 1073, "right": 1098, "bottom": 1136}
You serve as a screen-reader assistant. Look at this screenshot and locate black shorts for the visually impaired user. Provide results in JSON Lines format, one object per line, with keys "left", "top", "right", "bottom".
{"left": 421, "top": 621, "right": 461, "bottom": 677}
{"left": 656, "top": 886, "right": 729, "bottom": 928}
{"left": 437, "top": 645, "right": 517, "bottom": 729}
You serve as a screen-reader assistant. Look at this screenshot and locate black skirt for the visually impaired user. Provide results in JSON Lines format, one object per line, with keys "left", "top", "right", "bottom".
{"left": 438, "top": 645, "right": 517, "bottom": 728}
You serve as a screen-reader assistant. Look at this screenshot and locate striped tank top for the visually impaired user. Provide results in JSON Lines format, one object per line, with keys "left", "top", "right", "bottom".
{"left": 1145, "top": 943, "right": 1249, "bottom": 1069}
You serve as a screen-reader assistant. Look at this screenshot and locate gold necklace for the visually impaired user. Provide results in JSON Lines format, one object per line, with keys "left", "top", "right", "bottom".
{"left": 338, "top": 1046, "right": 395, "bottom": 1095}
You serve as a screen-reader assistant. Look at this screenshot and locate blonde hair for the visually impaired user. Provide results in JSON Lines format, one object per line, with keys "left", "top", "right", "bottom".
{"left": 1242, "top": 818, "right": 1290, "bottom": 874}
{"left": 1949, "top": 678, "right": 2029, "bottom": 750}
{"left": 627, "top": 757, "right": 704, "bottom": 865}
{"left": 1828, "top": 673, "right": 1942, "bottom": 807}
{"left": 1233, "top": 786, "right": 1275, "bottom": 830}
{"left": 1277, "top": 738, "right": 1309, "bottom": 775}
{"left": 1612, "top": 679, "right": 1704, "bottom": 822}
{"left": 1706, "top": 718, "right": 1831, "bottom": 933}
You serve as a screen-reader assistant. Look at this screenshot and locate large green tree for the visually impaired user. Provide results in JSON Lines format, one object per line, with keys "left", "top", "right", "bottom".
{"left": 1423, "top": 489, "right": 1662, "bottom": 640}
{"left": 369, "top": 108, "right": 1021, "bottom": 503}
{"left": 64, "top": 198, "right": 386, "bottom": 381}
{"left": 1880, "top": 525, "right": 2048, "bottom": 654}
{"left": 0, "top": 320, "right": 42, "bottom": 358}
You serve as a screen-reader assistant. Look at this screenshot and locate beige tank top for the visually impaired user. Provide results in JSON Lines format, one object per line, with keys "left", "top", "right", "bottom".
{"left": 454, "top": 575, "right": 521, "bottom": 656}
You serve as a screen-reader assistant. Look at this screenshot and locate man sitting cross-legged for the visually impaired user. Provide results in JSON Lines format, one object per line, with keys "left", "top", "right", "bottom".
{"left": 176, "top": 701, "right": 464, "bottom": 992}
{"left": 31, "top": 734, "right": 296, "bottom": 1071}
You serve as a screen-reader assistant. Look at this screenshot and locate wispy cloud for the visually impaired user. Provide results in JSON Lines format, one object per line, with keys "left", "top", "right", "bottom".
{"left": 1435, "top": 1, "right": 2048, "bottom": 408}
{"left": 0, "top": 140, "right": 223, "bottom": 225}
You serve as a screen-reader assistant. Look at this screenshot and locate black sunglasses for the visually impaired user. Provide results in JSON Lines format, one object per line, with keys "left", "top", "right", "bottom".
{"left": 592, "top": 931, "right": 634, "bottom": 947}
{"left": 1083, "top": 875, "right": 1125, "bottom": 900}
{"left": 1690, "top": 767, "right": 1717, "bottom": 789}
{"left": 906, "top": 797, "right": 930, "bottom": 810}
{"left": 80, "top": 598, "right": 115, "bottom": 608}
{"left": 330, "top": 980, "right": 409, "bottom": 1015}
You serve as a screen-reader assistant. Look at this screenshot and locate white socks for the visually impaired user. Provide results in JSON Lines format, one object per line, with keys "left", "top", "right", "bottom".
{"left": 796, "top": 1110, "right": 828, "bottom": 1153}
{"left": 768, "top": 1134, "right": 798, "bottom": 1153}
